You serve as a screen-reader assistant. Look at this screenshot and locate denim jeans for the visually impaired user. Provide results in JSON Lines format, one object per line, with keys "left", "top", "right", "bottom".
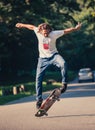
{"left": 36, "top": 53, "right": 67, "bottom": 101}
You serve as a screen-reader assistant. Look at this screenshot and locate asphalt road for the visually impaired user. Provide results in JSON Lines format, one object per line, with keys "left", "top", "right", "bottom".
{"left": 0, "top": 82, "right": 95, "bottom": 130}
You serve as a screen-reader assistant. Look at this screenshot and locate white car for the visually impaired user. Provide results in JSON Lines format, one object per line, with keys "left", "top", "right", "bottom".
{"left": 78, "top": 68, "right": 94, "bottom": 83}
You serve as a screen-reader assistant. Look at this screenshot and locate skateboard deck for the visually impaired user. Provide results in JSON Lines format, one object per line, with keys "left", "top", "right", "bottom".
{"left": 35, "top": 88, "right": 61, "bottom": 117}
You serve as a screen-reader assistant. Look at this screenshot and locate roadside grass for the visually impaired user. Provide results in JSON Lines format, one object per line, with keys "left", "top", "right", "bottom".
{"left": 0, "top": 92, "right": 30, "bottom": 105}
{"left": 0, "top": 70, "right": 77, "bottom": 105}
{"left": 0, "top": 82, "right": 61, "bottom": 105}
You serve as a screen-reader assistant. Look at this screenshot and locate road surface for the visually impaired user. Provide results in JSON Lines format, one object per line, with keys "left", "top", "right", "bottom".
{"left": 0, "top": 82, "right": 95, "bottom": 130}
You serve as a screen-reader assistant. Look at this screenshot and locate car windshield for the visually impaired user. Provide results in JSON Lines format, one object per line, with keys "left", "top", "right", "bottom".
{"left": 80, "top": 69, "right": 91, "bottom": 73}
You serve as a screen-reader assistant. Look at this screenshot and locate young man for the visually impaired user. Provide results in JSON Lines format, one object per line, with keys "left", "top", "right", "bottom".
{"left": 16, "top": 22, "right": 82, "bottom": 109}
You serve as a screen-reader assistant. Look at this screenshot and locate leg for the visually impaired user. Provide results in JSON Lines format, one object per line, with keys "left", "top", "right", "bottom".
{"left": 36, "top": 58, "right": 49, "bottom": 101}
{"left": 52, "top": 54, "right": 67, "bottom": 93}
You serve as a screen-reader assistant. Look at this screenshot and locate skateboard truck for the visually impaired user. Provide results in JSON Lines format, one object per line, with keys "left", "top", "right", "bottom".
{"left": 52, "top": 95, "right": 60, "bottom": 101}
{"left": 35, "top": 109, "right": 48, "bottom": 117}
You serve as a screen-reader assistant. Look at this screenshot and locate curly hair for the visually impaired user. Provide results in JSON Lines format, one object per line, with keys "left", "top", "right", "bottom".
{"left": 38, "top": 23, "right": 52, "bottom": 33}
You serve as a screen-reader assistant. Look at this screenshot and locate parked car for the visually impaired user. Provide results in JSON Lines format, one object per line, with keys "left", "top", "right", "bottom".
{"left": 78, "top": 68, "right": 94, "bottom": 83}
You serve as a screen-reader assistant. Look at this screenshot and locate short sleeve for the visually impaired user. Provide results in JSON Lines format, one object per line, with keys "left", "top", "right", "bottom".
{"left": 34, "top": 27, "right": 38, "bottom": 34}
{"left": 50, "top": 30, "right": 64, "bottom": 39}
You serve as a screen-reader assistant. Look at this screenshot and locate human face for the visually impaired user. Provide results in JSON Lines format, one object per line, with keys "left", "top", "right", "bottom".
{"left": 41, "top": 29, "right": 50, "bottom": 37}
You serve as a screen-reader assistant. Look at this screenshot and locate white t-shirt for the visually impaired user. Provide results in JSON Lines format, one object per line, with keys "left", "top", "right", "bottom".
{"left": 34, "top": 27, "right": 64, "bottom": 58}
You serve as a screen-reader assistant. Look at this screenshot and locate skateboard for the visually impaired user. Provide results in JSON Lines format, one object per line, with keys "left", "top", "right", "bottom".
{"left": 35, "top": 88, "right": 61, "bottom": 117}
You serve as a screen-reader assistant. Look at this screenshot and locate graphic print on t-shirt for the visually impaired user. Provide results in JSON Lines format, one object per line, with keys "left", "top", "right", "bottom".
{"left": 43, "top": 38, "right": 49, "bottom": 50}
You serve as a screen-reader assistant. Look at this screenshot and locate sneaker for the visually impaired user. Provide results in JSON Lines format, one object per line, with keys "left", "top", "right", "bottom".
{"left": 60, "top": 83, "right": 67, "bottom": 93}
{"left": 36, "top": 99, "right": 43, "bottom": 109}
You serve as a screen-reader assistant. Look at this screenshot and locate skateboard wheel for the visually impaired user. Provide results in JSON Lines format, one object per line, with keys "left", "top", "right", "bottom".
{"left": 35, "top": 109, "right": 48, "bottom": 117}
{"left": 44, "top": 112, "right": 48, "bottom": 116}
{"left": 57, "top": 98, "right": 60, "bottom": 101}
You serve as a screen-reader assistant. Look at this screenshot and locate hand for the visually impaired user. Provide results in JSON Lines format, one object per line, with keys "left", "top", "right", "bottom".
{"left": 75, "top": 22, "right": 82, "bottom": 31}
{"left": 15, "top": 23, "right": 23, "bottom": 28}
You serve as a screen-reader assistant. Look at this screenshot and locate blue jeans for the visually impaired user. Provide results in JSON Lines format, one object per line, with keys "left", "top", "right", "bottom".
{"left": 36, "top": 53, "right": 67, "bottom": 101}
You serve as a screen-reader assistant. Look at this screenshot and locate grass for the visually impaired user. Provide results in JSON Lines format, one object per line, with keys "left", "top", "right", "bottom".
{"left": 0, "top": 70, "right": 77, "bottom": 105}
{"left": 0, "top": 92, "right": 30, "bottom": 105}
{"left": 0, "top": 82, "right": 61, "bottom": 105}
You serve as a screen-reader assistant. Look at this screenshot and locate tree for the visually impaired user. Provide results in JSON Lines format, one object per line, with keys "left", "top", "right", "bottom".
{"left": 0, "top": 0, "right": 95, "bottom": 81}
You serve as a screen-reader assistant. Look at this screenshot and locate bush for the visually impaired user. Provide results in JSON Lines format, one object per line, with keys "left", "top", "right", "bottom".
{"left": 2, "top": 87, "right": 13, "bottom": 96}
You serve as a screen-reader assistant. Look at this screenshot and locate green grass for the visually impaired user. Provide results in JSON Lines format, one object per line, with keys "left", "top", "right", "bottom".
{"left": 0, "top": 92, "right": 30, "bottom": 105}
{"left": 0, "top": 70, "right": 77, "bottom": 105}
{"left": 0, "top": 82, "right": 61, "bottom": 105}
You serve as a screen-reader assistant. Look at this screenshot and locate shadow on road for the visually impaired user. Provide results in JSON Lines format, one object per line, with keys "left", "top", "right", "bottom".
{"left": 6, "top": 82, "right": 95, "bottom": 105}
{"left": 42, "top": 113, "right": 95, "bottom": 119}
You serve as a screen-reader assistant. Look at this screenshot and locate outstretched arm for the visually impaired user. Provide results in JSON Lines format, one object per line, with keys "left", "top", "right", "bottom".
{"left": 15, "top": 23, "right": 36, "bottom": 30}
{"left": 64, "top": 22, "right": 82, "bottom": 35}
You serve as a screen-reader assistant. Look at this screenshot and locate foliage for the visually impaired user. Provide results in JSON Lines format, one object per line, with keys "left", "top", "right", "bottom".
{"left": 0, "top": 93, "right": 30, "bottom": 105}
{"left": 0, "top": 70, "right": 77, "bottom": 104}
{"left": 0, "top": 71, "right": 76, "bottom": 105}
{"left": 0, "top": 0, "right": 95, "bottom": 82}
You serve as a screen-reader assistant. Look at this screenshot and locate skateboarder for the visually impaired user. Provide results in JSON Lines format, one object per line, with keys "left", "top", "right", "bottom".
{"left": 16, "top": 22, "right": 82, "bottom": 109}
